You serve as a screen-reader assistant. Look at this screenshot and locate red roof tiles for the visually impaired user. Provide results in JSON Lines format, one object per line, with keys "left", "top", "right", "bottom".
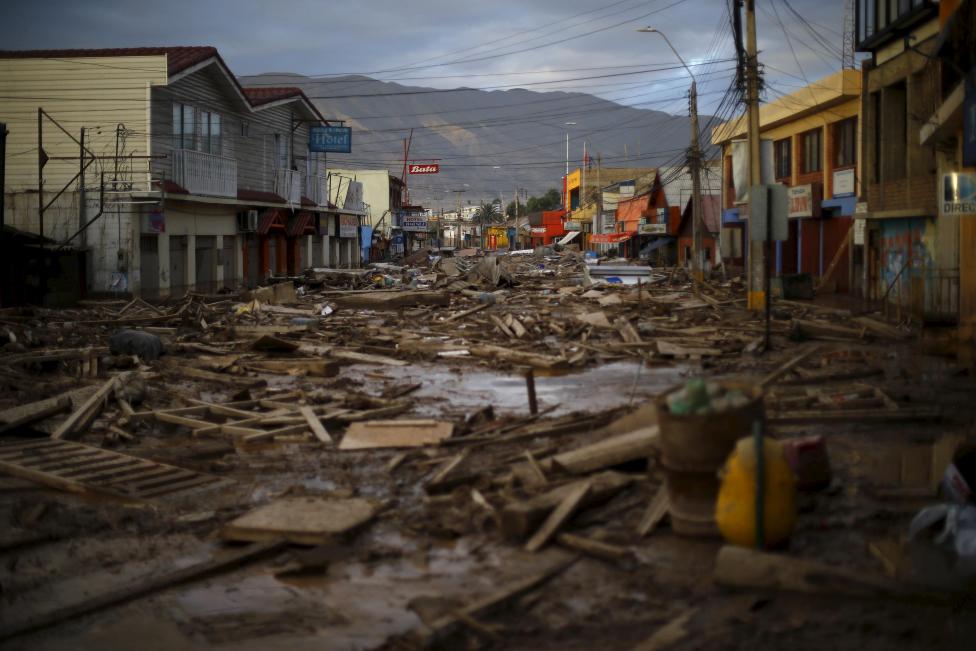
{"left": 0, "top": 46, "right": 218, "bottom": 76}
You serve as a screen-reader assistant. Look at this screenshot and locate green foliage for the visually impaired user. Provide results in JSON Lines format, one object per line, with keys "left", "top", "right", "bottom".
{"left": 474, "top": 201, "right": 502, "bottom": 224}
{"left": 506, "top": 189, "right": 563, "bottom": 218}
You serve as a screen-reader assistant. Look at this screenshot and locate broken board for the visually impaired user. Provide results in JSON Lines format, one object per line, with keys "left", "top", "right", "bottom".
{"left": 221, "top": 495, "right": 379, "bottom": 545}
{"left": 340, "top": 419, "right": 455, "bottom": 450}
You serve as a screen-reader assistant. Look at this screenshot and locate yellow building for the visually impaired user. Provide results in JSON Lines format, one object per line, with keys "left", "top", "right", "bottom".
{"left": 712, "top": 69, "right": 862, "bottom": 293}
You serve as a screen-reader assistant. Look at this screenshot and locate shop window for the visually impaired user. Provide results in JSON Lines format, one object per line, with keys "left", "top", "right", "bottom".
{"left": 800, "top": 128, "right": 822, "bottom": 174}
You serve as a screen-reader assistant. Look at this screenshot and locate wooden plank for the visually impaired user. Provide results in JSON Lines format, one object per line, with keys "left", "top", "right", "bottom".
{"left": 155, "top": 412, "right": 217, "bottom": 430}
{"left": 221, "top": 496, "right": 379, "bottom": 545}
{"left": 445, "top": 302, "right": 491, "bottom": 322}
{"left": 340, "top": 420, "right": 454, "bottom": 450}
{"left": 468, "top": 344, "right": 569, "bottom": 370}
{"left": 632, "top": 608, "right": 698, "bottom": 651}
{"left": 51, "top": 377, "right": 118, "bottom": 440}
{"left": 0, "top": 541, "right": 286, "bottom": 641}
{"left": 713, "top": 545, "right": 908, "bottom": 598}
{"left": 0, "top": 397, "right": 71, "bottom": 433}
{"left": 525, "top": 480, "right": 592, "bottom": 552}
{"left": 329, "top": 349, "right": 409, "bottom": 367}
{"left": 815, "top": 224, "right": 853, "bottom": 292}
{"left": 299, "top": 405, "right": 332, "bottom": 443}
{"left": 556, "top": 532, "right": 631, "bottom": 562}
{"left": 759, "top": 345, "right": 820, "bottom": 388}
{"left": 769, "top": 407, "right": 940, "bottom": 423}
{"left": 500, "top": 471, "right": 634, "bottom": 541}
{"left": 549, "top": 426, "right": 659, "bottom": 475}
{"left": 637, "top": 485, "right": 670, "bottom": 538}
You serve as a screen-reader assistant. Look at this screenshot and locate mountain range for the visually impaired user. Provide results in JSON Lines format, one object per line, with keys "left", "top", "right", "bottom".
{"left": 240, "top": 72, "right": 717, "bottom": 210}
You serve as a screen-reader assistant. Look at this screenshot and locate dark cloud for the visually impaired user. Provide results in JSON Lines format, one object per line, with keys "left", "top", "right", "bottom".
{"left": 1, "top": 0, "right": 849, "bottom": 113}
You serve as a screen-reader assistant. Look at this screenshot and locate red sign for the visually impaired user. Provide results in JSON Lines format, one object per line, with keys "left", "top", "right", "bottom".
{"left": 408, "top": 164, "right": 440, "bottom": 175}
{"left": 590, "top": 232, "right": 634, "bottom": 244}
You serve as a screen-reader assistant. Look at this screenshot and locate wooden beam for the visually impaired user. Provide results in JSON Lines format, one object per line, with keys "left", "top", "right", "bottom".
{"left": 525, "top": 480, "right": 592, "bottom": 552}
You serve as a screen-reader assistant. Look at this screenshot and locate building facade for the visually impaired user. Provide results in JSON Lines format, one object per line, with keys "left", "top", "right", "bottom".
{"left": 713, "top": 69, "right": 862, "bottom": 294}
{"left": 1, "top": 46, "right": 361, "bottom": 301}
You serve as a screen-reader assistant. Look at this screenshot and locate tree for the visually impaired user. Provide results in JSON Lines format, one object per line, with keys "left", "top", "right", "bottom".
{"left": 525, "top": 188, "right": 563, "bottom": 213}
{"left": 475, "top": 201, "right": 502, "bottom": 224}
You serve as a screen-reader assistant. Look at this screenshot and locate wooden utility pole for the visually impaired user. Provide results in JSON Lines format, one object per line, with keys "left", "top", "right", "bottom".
{"left": 745, "top": 0, "right": 766, "bottom": 311}
{"left": 689, "top": 79, "right": 704, "bottom": 282}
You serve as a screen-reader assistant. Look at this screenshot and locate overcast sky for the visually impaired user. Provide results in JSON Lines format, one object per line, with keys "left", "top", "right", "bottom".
{"left": 1, "top": 0, "right": 850, "bottom": 115}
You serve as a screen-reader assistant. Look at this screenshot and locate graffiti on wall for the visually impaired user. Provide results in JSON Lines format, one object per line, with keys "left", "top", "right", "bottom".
{"left": 878, "top": 218, "right": 937, "bottom": 311}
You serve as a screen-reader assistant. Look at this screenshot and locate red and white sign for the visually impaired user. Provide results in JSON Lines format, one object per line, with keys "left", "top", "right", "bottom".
{"left": 408, "top": 163, "right": 440, "bottom": 175}
{"left": 591, "top": 232, "right": 634, "bottom": 244}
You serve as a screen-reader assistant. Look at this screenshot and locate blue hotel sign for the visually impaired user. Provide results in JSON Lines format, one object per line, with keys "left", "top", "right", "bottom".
{"left": 309, "top": 125, "right": 352, "bottom": 153}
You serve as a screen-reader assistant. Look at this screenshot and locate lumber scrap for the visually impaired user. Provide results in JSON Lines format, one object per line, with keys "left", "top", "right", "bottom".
{"left": 173, "top": 365, "right": 267, "bottom": 388}
{"left": 525, "top": 479, "right": 592, "bottom": 552}
{"left": 556, "top": 532, "right": 632, "bottom": 562}
{"left": 0, "top": 541, "right": 286, "bottom": 641}
{"left": 768, "top": 407, "right": 940, "bottom": 424}
{"left": 468, "top": 344, "right": 568, "bottom": 370}
{"left": 549, "top": 426, "right": 659, "bottom": 475}
{"left": 444, "top": 302, "right": 491, "bottom": 322}
{"left": 852, "top": 316, "right": 910, "bottom": 341}
{"left": 713, "top": 545, "right": 908, "bottom": 598}
{"left": 51, "top": 376, "right": 119, "bottom": 440}
{"left": 420, "top": 555, "right": 577, "bottom": 646}
{"left": 333, "top": 290, "right": 450, "bottom": 310}
{"left": 759, "top": 345, "right": 820, "bottom": 388}
{"left": 299, "top": 405, "right": 333, "bottom": 443}
{"left": 340, "top": 419, "right": 454, "bottom": 450}
{"left": 221, "top": 496, "right": 378, "bottom": 544}
{"left": 792, "top": 318, "right": 866, "bottom": 341}
{"left": 329, "top": 349, "right": 409, "bottom": 367}
{"left": 0, "top": 396, "right": 71, "bottom": 434}
{"left": 637, "top": 485, "right": 670, "bottom": 538}
{"left": 632, "top": 608, "right": 698, "bottom": 651}
{"left": 500, "top": 471, "right": 634, "bottom": 540}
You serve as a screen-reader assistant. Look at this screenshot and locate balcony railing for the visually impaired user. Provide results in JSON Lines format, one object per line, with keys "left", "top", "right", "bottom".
{"left": 305, "top": 174, "right": 329, "bottom": 206}
{"left": 171, "top": 149, "right": 237, "bottom": 198}
{"left": 274, "top": 168, "right": 302, "bottom": 205}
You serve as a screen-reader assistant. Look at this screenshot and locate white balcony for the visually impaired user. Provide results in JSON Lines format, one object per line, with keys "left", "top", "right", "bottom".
{"left": 274, "top": 168, "right": 302, "bottom": 205}
{"left": 305, "top": 174, "right": 329, "bottom": 206}
{"left": 171, "top": 149, "right": 237, "bottom": 198}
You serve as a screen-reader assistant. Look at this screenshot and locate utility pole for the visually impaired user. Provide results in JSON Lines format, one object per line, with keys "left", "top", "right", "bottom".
{"left": 452, "top": 188, "right": 465, "bottom": 248}
{"left": 744, "top": 0, "right": 765, "bottom": 311}
{"left": 1, "top": 122, "right": 7, "bottom": 306}
{"left": 79, "top": 127, "right": 86, "bottom": 249}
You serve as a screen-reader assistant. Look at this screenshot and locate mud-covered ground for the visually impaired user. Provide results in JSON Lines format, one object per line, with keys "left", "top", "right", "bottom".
{"left": 1, "top": 270, "right": 975, "bottom": 650}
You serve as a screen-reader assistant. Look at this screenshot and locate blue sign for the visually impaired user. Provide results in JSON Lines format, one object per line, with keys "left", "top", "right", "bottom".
{"left": 964, "top": 68, "right": 976, "bottom": 168}
{"left": 309, "top": 125, "right": 351, "bottom": 153}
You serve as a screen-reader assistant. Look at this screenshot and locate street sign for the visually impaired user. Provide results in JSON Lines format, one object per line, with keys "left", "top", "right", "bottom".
{"left": 941, "top": 172, "right": 976, "bottom": 216}
{"left": 309, "top": 126, "right": 351, "bottom": 153}
{"left": 749, "top": 184, "right": 788, "bottom": 242}
{"left": 408, "top": 164, "right": 439, "bottom": 174}
{"left": 401, "top": 216, "right": 428, "bottom": 232}
{"left": 638, "top": 223, "right": 666, "bottom": 234}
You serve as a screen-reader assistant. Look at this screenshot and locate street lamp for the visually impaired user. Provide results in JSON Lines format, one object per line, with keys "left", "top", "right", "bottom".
{"left": 637, "top": 27, "right": 704, "bottom": 282}
{"left": 564, "top": 122, "right": 576, "bottom": 176}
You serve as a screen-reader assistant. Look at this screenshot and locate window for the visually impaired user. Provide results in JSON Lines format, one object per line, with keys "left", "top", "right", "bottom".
{"left": 275, "top": 134, "right": 290, "bottom": 170}
{"left": 800, "top": 128, "right": 822, "bottom": 174}
{"left": 774, "top": 138, "right": 792, "bottom": 180}
{"left": 833, "top": 118, "right": 857, "bottom": 168}
{"left": 172, "top": 103, "right": 221, "bottom": 154}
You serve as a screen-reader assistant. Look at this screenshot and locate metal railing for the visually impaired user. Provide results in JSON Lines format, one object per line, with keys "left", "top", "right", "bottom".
{"left": 171, "top": 149, "right": 237, "bottom": 198}
{"left": 304, "top": 174, "right": 329, "bottom": 206}
{"left": 274, "top": 168, "right": 302, "bottom": 205}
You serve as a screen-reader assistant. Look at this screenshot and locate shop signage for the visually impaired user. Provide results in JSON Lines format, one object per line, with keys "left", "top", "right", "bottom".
{"left": 401, "top": 215, "right": 428, "bottom": 232}
{"left": 564, "top": 220, "right": 581, "bottom": 231}
{"left": 530, "top": 227, "right": 546, "bottom": 235}
{"left": 638, "top": 223, "right": 666, "bottom": 235}
{"left": 309, "top": 125, "right": 352, "bottom": 153}
{"left": 855, "top": 201, "right": 868, "bottom": 215}
{"left": 787, "top": 184, "right": 813, "bottom": 218}
{"left": 591, "top": 232, "right": 633, "bottom": 244}
{"left": 941, "top": 172, "right": 976, "bottom": 216}
{"left": 148, "top": 209, "right": 165, "bottom": 233}
{"left": 338, "top": 214, "right": 358, "bottom": 238}
{"left": 832, "top": 168, "right": 855, "bottom": 197}
{"left": 853, "top": 218, "right": 865, "bottom": 245}
{"left": 408, "top": 163, "right": 439, "bottom": 174}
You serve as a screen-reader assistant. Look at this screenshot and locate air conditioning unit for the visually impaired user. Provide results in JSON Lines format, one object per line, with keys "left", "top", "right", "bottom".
{"left": 237, "top": 210, "right": 259, "bottom": 232}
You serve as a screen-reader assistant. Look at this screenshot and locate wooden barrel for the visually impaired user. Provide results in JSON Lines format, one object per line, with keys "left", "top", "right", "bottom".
{"left": 655, "top": 380, "right": 764, "bottom": 537}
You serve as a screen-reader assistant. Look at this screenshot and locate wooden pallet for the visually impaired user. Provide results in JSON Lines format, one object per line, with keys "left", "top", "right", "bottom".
{"left": 0, "top": 439, "right": 229, "bottom": 501}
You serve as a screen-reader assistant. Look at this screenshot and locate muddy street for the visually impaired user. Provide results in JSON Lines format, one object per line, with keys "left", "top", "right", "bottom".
{"left": 1, "top": 251, "right": 975, "bottom": 650}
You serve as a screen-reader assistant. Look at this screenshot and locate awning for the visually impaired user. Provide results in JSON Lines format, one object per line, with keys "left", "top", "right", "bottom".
{"left": 557, "top": 230, "right": 581, "bottom": 245}
{"left": 286, "top": 211, "right": 316, "bottom": 236}
{"left": 591, "top": 232, "right": 634, "bottom": 244}
{"left": 257, "top": 208, "right": 288, "bottom": 235}
{"left": 820, "top": 196, "right": 856, "bottom": 216}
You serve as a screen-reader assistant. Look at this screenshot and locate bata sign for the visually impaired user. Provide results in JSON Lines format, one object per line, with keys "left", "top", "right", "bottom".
{"left": 408, "top": 164, "right": 440, "bottom": 175}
